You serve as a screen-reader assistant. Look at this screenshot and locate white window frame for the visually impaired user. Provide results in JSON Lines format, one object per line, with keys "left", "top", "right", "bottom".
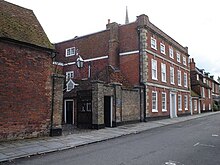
{"left": 65, "top": 47, "right": 76, "bottom": 57}
{"left": 169, "top": 47, "right": 174, "bottom": 59}
{"left": 151, "top": 37, "right": 157, "bottom": 50}
{"left": 161, "top": 63, "right": 166, "bottom": 82}
{"left": 184, "top": 95, "right": 188, "bottom": 110}
{"left": 183, "top": 56, "right": 187, "bottom": 65}
{"left": 178, "top": 70, "right": 182, "bottom": 86}
{"left": 152, "top": 91, "right": 158, "bottom": 112}
{"left": 177, "top": 52, "right": 181, "bottom": 63}
{"left": 151, "top": 59, "right": 157, "bottom": 80}
{"left": 160, "top": 43, "right": 166, "bottom": 54}
{"left": 66, "top": 71, "right": 74, "bottom": 81}
{"left": 170, "top": 67, "right": 175, "bottom": 85}
{"left": 184, "top": 73, "right": 188, "bottom": 88}
{"left": 162, "top": 92, "right": 167, "bottom": 112}
{"left": 178, "top": 95, "right": 182, "bottom": 111}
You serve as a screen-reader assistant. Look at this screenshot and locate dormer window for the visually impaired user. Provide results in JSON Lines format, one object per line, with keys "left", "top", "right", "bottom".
{"left": 66, "top": 47, "right": 75, "bottom": 57}
{"left": 66, "top": 79, "right": 78, "bottom": 92}
{"left": 67, "top": 79, "right": 74, "bottom": 92}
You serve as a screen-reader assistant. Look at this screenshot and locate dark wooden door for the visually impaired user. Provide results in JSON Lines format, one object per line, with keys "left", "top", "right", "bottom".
{"left": 104, "top": 96, "right": 111, "bottom": 127}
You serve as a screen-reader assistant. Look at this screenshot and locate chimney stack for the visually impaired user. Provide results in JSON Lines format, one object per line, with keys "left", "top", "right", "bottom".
{"left": 190, "top": 58, "right": 196, "bottom": 70}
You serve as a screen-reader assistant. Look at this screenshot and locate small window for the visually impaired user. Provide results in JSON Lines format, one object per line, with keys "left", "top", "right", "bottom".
{"left": 178, "top": 95, "right": 182, "bottom": 111}
{"left": 183, "top": 56, "right": 187, "bottom": 65}
{"left": 178, "top": 70, "right": 181, "bottom": 86}
{"left": 161, "top": 63, "right": 166, "bottom": 82}
{"left": 170, "top": 67, "right": 175, "bottom": 84}
{"left": 81, "top": 102, "right": 92, "bottom": 112}
{"left": 66, "top": 47, "right": 75, "bottom": 57}
{"left": 177, "top": 52, "right": 181, "bottom": 63}
{"left": 152, "top": 91, "right": 158, "bottom": 112}
{"left": 151, "top": 37, "right": 157, "bottom": 50}
{"left": 152, "top": 59, "right": 157, "bottom": 80}
{"left": 66, "top": 71, "right": 74, "bottom": 81}
{"left": 184, "top": 73, "right": 187, "bottom": 87}
{"left": 169, "top": 47, "right": 174, "bottom": 59}
{"left": 160, "top": 43, "right": 165, "bottom": 54}
{"left": 203, "top": 103, "right": 205, "bottom": 110}
{"left": 162, "top": 92, "right": 167, "bottom": 112}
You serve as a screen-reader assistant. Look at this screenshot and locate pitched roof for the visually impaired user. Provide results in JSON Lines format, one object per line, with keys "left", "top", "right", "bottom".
{"left": 0, "top": 0, "right": 54, "bottom": 49}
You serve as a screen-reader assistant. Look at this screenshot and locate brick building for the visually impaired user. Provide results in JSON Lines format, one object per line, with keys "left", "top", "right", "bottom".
{"left": 54, "top": 14, "right": 191, "bottom": 130}
{"left": 190, "top": 58, "right": 220, "bottom": 113}
{"left": 0, "top": 1, "right": 63, "bottom": 141}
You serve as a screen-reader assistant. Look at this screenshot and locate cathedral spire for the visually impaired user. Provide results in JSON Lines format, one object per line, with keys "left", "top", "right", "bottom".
{"left": 125, "top": 6, "right": 129, "bottom": 24}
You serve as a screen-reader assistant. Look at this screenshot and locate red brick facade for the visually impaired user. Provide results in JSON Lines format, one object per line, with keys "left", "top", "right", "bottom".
{"left": 55, "top": 14, "right": 191, "bottom": 124}
{"left": 0, "top": 40, "right": 53, "bottom": 141}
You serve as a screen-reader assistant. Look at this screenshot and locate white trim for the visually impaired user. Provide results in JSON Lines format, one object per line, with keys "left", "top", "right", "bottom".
{"left": 119, "top": 50, "right": 139, "bottom": 56}
{"left": 147, "top": 49, "right": 190, "bottom": 72}
{"left": 145, "top": 82, "right": 190, "bottom": 93}
{"left": 54, "top": 55, "right": 108, "bottom": 66}
{"left": 64, "top": 99, "right": 74, "bottom": 124}
{"left": 53, "top": 62, "right": 64, "bottom": 66}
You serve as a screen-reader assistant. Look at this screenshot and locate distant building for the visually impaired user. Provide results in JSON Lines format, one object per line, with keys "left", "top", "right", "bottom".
{"left": 0, "top": 0, "right": 63, "bottom": 141}
{"left": 189, "top": 58, "right": 220, "bottom": 113}
{"left": 54, "top": 14, "right": 191, "bottom": 130}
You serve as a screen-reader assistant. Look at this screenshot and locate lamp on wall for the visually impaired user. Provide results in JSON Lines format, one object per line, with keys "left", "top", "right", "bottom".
{"left": 76, "top": 55, "right": 84, "bottom": 68}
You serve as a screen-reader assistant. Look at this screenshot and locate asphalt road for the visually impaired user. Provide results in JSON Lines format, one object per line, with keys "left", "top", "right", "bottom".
{"left": 3, "top": 113, "right": 220, "bottom": 165}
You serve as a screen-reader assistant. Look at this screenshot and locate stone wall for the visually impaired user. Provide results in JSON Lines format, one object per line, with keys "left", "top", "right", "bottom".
{"left": 122, "top": 89, "right": 140, "bottom": 122}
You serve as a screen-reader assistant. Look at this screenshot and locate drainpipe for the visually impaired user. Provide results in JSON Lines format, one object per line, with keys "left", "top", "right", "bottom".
{"left": 113, "top": 83, "right": 117, "bottom": 127}
{"left": 50, "top": 74, "right": 55, "bottom": 136}
{"left": 50, "top": 51, "right": 56, "bottom": 136}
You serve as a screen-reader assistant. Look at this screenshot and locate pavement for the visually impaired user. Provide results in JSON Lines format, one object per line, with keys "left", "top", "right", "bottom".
{"left": 0, "top": 111, "right": 219, "bottom": 163}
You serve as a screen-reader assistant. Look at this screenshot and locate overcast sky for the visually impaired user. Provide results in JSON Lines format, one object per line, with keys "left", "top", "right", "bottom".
{"left": 6, "top": 0, "right": 220, "bottom": 80}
